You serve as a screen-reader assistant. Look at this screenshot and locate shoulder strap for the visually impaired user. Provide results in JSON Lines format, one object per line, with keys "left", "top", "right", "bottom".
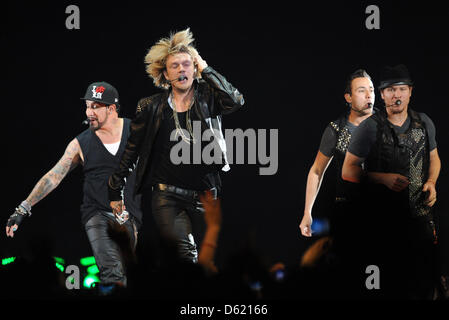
{"left": 329, "top": 112, "right": 349, "bottom": 133}
{"left": 76, "top": 128, "right": 92, "bottom": 153}
{"left": 408, "top": 108, "right": 424, "bottom": 129}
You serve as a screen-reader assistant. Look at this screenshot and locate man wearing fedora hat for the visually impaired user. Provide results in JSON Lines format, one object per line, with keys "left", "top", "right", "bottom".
{"left": 6, "top": 81, "right": 142, "bottom": 295}
{"left": 342, "top": 64, "right": 441, "bottom": 299}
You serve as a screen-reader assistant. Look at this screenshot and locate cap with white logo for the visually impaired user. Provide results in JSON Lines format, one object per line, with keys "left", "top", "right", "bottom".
{"left": 81, "top": 81, "right": 120, "bottom": 106}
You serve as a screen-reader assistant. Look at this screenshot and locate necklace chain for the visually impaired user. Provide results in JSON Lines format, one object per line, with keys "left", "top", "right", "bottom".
{"left": 171, "top": 91, "right": 196, "bottom": 144}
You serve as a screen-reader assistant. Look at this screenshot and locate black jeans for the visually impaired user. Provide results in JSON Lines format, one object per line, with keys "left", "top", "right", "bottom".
{"left": 152, "top": 189, "right": 205, "bottom": 263}
{"left": 84, "top": 211, "right": 137, "bottom": 286}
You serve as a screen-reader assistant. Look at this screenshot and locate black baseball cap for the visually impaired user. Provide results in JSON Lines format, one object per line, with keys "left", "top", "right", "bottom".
{"left": 81, "top": 81, "right": 120, "bottom": 106}
{"left": 378, "top": 64, "right": 413, "bottom": 90}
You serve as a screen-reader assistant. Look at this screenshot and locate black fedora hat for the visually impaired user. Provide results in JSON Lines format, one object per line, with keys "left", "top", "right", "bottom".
{"left": 378, "top": 64, "right": 413, "bottom": 90}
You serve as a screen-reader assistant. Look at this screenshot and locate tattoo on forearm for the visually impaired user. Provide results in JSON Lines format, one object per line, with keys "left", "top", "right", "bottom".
{"left": 26, "top": 140, "right": 79, "bottom": 207}
{"left": 26, "top": 176, "right": 57, "bottom": 206}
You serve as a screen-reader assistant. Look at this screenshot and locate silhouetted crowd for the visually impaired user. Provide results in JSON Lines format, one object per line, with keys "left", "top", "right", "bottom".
{"left": 1, "top": 229, "right": 448, "bottom": 301}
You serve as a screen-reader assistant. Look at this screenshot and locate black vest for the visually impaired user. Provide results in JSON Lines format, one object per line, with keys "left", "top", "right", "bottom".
{"left": 366, "top": 108, "right": 431, "bottom": 218}
{"left": 76, "top": 118, "right": 142, "bottom": 227}
{"left": 328, "top": 113, "right": 352, "bottom": 200}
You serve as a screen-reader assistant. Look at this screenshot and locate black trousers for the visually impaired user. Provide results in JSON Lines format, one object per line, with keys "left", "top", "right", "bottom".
{"left": 151, "top": 189, "right": 205, "bottom": 263}
{"left": 84, "top": 211, "right": 137, "bottom": 286}
{"left": 333, "top": 190, "right": 439, "bottom": 299}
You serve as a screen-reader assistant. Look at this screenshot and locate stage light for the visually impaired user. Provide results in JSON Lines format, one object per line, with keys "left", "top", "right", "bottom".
{"left": 83, "top": 274, "right": 99, "bottom": 288}
{"left": 87, "top": 264, "right": 99, "bottom": 275}
{"left": 1, "top": 257, "right": 16, "bottom": 266}
{"left": 311, "top": 218, "right": 330, "bottom": 236}
{"left": 80, "top": 256, "right": 96, "bottom": 266}
{"left": 53, "top": 256, "right": 65, "bottom": 272}
{"left": 79, "top": 256, "right": 100, "bottom": 289}
{"left": 55, "top": 262, "right": 64, "bottom": 272}
{"left": 53, "top": 256, "right": 65, "bottom": 265}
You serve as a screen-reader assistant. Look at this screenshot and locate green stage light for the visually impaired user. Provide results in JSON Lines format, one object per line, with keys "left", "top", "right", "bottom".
{"left": 83, "top": 274, "right": 99, "bottom": 289}
{"left": 80, "top": 256, "right": 96, "bottom": 266}
{"left": 2, "top": 257, "right": 16, "bottom": 266}
{"left": 87, "top": 264, "right": 99, "bottom": 275}
{"left": 53, "top": 256, "right": 65, "bottom": 265}
{"left": 55, "top": 262, "right": 64, "bottom": 272}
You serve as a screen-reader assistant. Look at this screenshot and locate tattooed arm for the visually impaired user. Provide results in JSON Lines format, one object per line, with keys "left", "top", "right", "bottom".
{"left": 6, "top": 139, "right": 81, "bottom": 237}
{"left": 25, "top": 138, "right": 81, "bottom": 206}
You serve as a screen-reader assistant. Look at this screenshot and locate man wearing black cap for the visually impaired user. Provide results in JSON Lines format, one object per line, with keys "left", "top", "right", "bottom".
{"left": 342, "top": 65, "right": 441, "bottom": 299}
{"left": 6, "top": 81, "right": 142, "bottom": 295}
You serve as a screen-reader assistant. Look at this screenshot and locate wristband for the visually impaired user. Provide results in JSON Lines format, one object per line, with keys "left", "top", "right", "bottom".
{"left": 19, "top": 200, "right": 32, "bottom": 216}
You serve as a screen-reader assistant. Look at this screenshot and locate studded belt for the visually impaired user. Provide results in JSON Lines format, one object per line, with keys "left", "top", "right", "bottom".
{"left": 154, "top": 183, "right": 217, "bottom": 199}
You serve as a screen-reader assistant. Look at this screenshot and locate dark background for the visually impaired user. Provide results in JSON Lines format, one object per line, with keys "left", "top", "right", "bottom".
{"left": 2, "top": 1, "right": 448, "bottom": 276}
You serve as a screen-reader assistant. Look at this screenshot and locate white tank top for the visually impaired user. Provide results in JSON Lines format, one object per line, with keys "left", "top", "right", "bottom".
{"left": 103, "top": 141, "right": 121, "bottom": 156}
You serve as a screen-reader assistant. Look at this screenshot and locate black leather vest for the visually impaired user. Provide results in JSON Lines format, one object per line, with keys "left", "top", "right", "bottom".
{"left": 366, "top": 108, "right": 431, "bottom": 217}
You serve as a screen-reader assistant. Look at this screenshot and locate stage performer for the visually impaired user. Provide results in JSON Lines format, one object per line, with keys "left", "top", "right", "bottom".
{"left": 300, "top": 69, "right": 375, "bottom": 237}
{"left": 6, "top": 82, "right": 142, "bottom": 295}
{"left": 108, "top": 28, "right": 244, "bottom": 263}
{"left": 342, "top": 64, "right": 441, "bottom": 299}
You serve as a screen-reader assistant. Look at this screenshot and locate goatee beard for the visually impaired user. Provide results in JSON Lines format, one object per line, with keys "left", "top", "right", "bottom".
{"left": 391, "top": 108, "right": 404, "bottom": 115}
{"left": 89, "top": 123, "right": 101, "bottom": 131}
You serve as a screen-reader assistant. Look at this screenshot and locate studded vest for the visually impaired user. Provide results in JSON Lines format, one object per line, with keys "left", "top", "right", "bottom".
{"left": 366, "top": 108, "right": 431, "bottom": 217}
{"left": 329, "top": 113, "right": 353, "bottom": 200}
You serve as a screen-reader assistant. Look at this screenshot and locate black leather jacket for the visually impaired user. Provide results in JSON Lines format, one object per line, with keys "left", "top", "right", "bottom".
{"left": 108, "top": 66, "right": 244, "bottom": 201}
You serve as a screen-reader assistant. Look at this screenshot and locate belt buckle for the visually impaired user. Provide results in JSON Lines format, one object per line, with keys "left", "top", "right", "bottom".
{"left": 335, "top": 197, "right": 346, "bottom": 203}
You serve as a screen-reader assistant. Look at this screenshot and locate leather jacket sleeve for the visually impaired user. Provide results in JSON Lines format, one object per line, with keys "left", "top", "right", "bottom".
{"left": 201, "top": 66, "right": 244, "bottom": 115}
{"left": 108, "top": 97, "right": 154, "bottom": 201}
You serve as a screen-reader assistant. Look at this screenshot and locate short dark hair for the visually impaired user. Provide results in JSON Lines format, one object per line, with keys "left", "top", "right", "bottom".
{"left": 109, "top": 104, "right": 120, "bottom": 115}
{"left": 344, "top": 69, "right": 372, "bottom": 95}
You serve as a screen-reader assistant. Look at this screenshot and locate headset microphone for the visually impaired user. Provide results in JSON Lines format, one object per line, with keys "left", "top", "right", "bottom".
{"left": 170, "top": 75, "right": 188, "bottom": 83}
{"left": 351, "top": 102, "right": 373, "bottom": 113}
{"left": 386, "top": 100, "right": 402, "bottom": 107}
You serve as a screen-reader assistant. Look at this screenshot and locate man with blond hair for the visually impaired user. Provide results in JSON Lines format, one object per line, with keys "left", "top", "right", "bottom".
{"left": 108, "top": 28, "right": 244, "bottom": 262}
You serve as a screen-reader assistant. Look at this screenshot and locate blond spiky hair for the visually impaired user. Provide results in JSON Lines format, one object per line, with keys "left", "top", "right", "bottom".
{"left": 144, "top": 28, "right": 200, "bottom": 89}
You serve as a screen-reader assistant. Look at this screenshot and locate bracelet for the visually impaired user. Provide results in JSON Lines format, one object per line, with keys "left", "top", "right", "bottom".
{"left": 15, "top": 206, "right": 28, "bottom": 216}
{"left": 427, "top": 179, "right": 436, "bottom": 185}
{"left": 202, "top": 242, "right": 217, "bottom": 249}
{"left": 18, "top": 200, "right": 32, "bottom": 216}
{"left": 21, "top": 200, "right": 32, "bottom": 211}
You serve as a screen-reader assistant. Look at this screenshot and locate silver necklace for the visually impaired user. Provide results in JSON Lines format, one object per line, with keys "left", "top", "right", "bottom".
{"left": 171, "top": 91, "right": 196, "bottom": 144}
